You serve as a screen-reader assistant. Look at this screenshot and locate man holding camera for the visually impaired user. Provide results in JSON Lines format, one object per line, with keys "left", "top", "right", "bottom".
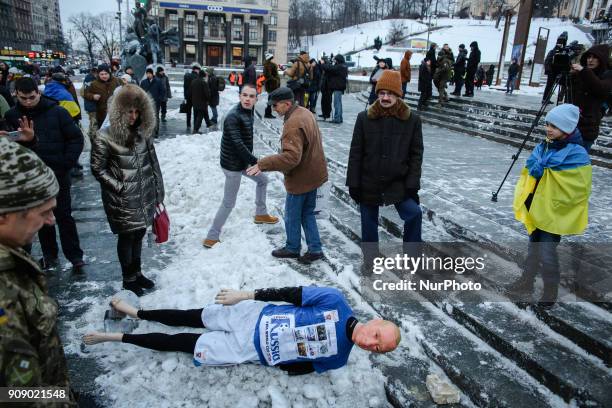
{"left": 570, "top": 44, "right": 612, "bottom": 153}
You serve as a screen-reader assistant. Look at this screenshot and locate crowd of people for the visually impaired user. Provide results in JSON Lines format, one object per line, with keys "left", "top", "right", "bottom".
{"left": 0, "top": 38, "right": 609, "bottom": 399}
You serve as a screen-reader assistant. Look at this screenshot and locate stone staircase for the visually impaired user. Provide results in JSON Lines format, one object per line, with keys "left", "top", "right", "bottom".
{"left": 356, "top": 90, "right": 612, "bottom": 169}
{"left": 253, "top": 107, "right": 612, "bottom": 408}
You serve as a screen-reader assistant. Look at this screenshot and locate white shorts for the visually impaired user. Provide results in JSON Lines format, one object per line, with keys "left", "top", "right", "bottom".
{"left": 193, "top": 300, "right": 266, "bottom": 366}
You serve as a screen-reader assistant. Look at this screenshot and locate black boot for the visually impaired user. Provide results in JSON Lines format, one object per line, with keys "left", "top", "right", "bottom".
{"left": 121, "top": 263, "right": 144, "bottom": 296}
{"left": 133, "top": 258, "right": 155, "bottom": 289}
{"left": 538, "top": 283, "right": 558, "bottom": 309}
{"left": 123, "top": 280, "right": 144, "bottom": 297}
{"left": 507, "top": 274, "right": 535, "bottom": 299}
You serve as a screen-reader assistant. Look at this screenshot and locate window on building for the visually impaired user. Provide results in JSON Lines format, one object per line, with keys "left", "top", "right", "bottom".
{"left": 249, "top": 18, "right": 259, "bottom": 41}
{"left": 186, "top": 44, "right": 196, "bottom": 55}
{"left": 151, "top": 5, "right": 159, "bottom": 16}
{"left": 270, "top": 14, "right": 277, "bottom": 26}
{"left": 168, "top": 12, "right": 178, "bottom": 30}
{"left": 205, "top": 15, "right": 223, "bottom": 38}
{"left": 185, "top": 13, "right": 196, "bottom": 37}
{"left": 233, "top": 17, "right": 243, "bottom": 40}
{"left": 270, "top": 0, "right": 278, "bottom": 8}
{"left": 267, "top": 30, "right": 276, "bottom": 42}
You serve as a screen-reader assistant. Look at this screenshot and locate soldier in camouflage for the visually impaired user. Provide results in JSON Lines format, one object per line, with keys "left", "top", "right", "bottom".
{"left": 0, "top": 137, "right": 76, "bottom": 405}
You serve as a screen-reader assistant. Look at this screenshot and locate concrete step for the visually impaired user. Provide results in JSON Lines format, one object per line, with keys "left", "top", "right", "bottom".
{"left": 325, "top": 196, "right": 559, "bottom": 408}
{"left": 326, "top": 191, "right": 612, "bottom": 406}
{"left": 328, "top": 176, "right": 612, "bottom": 357}
{"left": 402, "top": 94, "right": 612, "bottom": 152}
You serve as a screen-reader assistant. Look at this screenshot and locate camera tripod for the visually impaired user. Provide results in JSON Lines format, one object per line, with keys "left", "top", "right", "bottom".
{"left": 491, "top": 72, "right": 572, "bottom": 202}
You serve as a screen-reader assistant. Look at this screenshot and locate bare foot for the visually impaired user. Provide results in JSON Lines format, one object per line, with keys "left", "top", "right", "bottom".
{"left": 110, "top": 298, "right": 139, "bottom": 319}
{"left": 82, "top": 332, "right": 123, "bottom": 345}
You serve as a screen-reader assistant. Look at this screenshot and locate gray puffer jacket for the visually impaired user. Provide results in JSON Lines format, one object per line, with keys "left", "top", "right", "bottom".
{"left": 91, "top": 84, "right": 165, "bottom": 234}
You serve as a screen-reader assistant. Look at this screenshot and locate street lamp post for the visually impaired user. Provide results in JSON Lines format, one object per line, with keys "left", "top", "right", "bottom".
{"left": 117, "top": 0, "right": 123, "bottom": 45}
{"left": 426, "top": 0, "right": 439, "bottom": 47}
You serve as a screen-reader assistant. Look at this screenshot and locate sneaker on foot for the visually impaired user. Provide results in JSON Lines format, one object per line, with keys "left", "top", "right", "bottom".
{"left": 123, "top": 280, "right": 144, "bottom": 297}
{"left": 271, "top": 248, "right": 299, "bottom": 259}
{"left": 254, "top": 214, "right": 279, "bottom": 224}
{"left": 298, "top": 252, "right": 324, "bottom": 264}
{"left": 203, "top": 239, "right": 220, "bottom": 248}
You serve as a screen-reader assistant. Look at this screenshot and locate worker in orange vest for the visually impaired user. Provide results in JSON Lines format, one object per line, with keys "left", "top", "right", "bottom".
{"left": 237, "top": 73, "right": 244, "bottom": 91}
{"left": 256, "top": 74, "right": 265, "bottom": 95}
{"left": 228, "top": 71, "right": 236, "bottom": 85}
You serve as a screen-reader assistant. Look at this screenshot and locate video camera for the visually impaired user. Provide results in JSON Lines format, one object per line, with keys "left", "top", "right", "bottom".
{"left": 552, "top": 32, "right": 585, "bottom": 73}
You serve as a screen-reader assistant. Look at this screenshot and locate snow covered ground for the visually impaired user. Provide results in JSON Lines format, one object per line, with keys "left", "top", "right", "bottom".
{"left": 301, "top": 18, "right": 592, "bottom": 68}
{"left": 68, "top": 90, "right": 391, "bottom": 408}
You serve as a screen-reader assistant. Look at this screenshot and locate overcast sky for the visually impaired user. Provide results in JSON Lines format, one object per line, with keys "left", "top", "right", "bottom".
{"left": 59, "top": 0, "right": 132, "bottom": 29}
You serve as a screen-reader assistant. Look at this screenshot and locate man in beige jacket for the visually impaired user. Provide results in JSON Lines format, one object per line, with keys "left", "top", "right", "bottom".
{"left": 247, "top": 87, "right": 328, "bottom": 264}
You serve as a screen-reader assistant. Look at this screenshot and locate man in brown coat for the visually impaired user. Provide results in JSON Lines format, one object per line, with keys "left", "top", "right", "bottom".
{"left": 83, "top": 64, "right": 120, "bottom": 128}
{"left": 400, "top": 50, "right": 413, "bottom": 98}
{"left": 247, "top": 87, "right": 328, "bottom": 264}
{"left": 284, "top": 51, "right": 312, "bottom": 107}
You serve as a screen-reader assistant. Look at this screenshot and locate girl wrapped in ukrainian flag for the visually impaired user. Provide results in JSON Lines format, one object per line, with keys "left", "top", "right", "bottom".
{"left": 510, "top": 104, "right": 591, "bottom": 307}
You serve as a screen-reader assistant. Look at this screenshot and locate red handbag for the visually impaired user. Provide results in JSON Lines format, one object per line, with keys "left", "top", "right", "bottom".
{"left": 152, "top": 203, "right": 170, "bottom": 243}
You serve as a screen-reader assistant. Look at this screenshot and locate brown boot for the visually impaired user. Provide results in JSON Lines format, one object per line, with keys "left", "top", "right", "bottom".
{"left": 254, "top": 214, "right": 279, "bottom": 224}
{"left": 203, "top": 239, "right": 220, "bottom": 248}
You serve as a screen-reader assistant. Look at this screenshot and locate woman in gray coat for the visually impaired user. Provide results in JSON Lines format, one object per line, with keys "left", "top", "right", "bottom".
{"left": 91, "top": 84, "right": 165, "bottom": 296}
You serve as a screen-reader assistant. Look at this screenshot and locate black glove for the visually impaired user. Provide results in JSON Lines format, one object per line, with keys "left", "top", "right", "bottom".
{"left": 349, "top": 187, "right": 361, "bottom": 203}
{"left": 406, "top": 188, "right": 420, "bottom": 205}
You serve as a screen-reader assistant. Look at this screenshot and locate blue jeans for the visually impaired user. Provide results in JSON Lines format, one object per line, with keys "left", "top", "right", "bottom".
{"left": 210, "top": 106, "right": 218, "bottom": 123}
{"left": 333, "top": 90, "right": 343, "bottom": 122}
{"left": 284, "top": 189, "right": 322, "bottom": 254}
{"left": 506, "top": 76, "right": 516, "bottom": 93}
{"left": 360, "top": 198, "right": 422, "bottom": 243}
{"left": 526, "top": 229, "right": 561, "bottom": 285}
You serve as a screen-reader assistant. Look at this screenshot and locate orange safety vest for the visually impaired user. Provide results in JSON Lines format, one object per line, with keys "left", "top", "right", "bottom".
{"left": 238, "top": 73, "right": 243, "bottom": 86}
{"left": 229, "top": 73, "right": 236, "bottom": 85}
{"left": 256, "top": 74, "right": 265, "bottom": 94}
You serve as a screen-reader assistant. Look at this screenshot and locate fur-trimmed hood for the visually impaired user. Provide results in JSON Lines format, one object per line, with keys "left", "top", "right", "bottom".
{"left": 367, "top": 99, "right": 411, "bottom": 121}
{"left": 106, "top": 84, "right": 156, "bottom": 146}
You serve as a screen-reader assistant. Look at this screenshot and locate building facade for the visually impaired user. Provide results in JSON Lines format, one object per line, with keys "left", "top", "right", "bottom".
{"left": 152, "top": 0, "right": 289, "bottom": 66}
{"left": 31, "top": 0, "right": 64, "bottom": 51}
{"left": 0, "top": 0, "right": 64, "bottom": 62}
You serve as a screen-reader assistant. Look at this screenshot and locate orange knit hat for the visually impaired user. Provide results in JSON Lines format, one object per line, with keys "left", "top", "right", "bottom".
{"left": 375, "top": 70, "right": 403, "bottom": 97}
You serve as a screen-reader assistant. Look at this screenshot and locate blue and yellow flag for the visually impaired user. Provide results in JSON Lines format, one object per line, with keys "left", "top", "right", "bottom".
{"left": 513, "top": 134, "right": 591, "bottom": 236}
{"left": 43, "top": 81, "right": 81, "bottom": 119}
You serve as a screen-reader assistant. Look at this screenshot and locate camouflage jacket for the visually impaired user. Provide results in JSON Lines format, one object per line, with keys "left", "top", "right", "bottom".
{"left": 0, "top": 243, "right": 75, "bottom": 405}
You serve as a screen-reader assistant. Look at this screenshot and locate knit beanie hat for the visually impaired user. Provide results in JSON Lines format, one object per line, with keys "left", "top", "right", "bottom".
{"left": 545, "top": 104, "right": 580, "bottom": 134}
{"left": 0, "top": 138, "right": 59, "bottom": 214}
{"left": 265, "top": 53, "right": 274, "bottom": 61}
{"left": 375, "top": 70, "right": 403, "bottom": 97}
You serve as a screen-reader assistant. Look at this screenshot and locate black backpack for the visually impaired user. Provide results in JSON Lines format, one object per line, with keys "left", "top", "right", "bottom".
{"left": 297, "top": 60, "right": 311, "bottom": 90}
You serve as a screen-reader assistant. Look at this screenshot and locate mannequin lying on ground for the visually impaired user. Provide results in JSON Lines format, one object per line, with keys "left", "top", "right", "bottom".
{"left": 83, "top": 286, "right": 401, "bottom": 374}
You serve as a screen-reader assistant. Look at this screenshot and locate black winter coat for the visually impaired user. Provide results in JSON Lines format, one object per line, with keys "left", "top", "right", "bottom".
{"left": 140, "top": 77, "right": 165, "bottom": 104}
{"left": 189, "top": 77, "right": 210, "bottom": 109}
{"left": 156, "top": 73, "right": 172, "bottom": 102}
{"left": 418, "top": 62, "right": 433, "bottom": 93}
{"left": 346, "top": 100, "right": 423, "bottom": 206}
{"left": 571, "top": 44, "right": 612, "bottom": 142}
{"left": 426, "top": 46, "right": 437, "bottom": 72}
{"left": 323, "top": 62, "right": 348, "bottom": 92}
{"left": 208, "top": 74, "right": 220, "bottom": 107}
{"left": 454, "top": 50, "right": 467, "bottom": 77}
{"left": 467, "top": 48, "right": 481, "bottom": 73}
{"left": 6, "top": 97, "right": 84, "bottom": 174}
{"left": 508, "top": 63, "right": 520, "bottom": 78}
{"left": 220, "top": 103, "right": 257, "bottom": 171}
{"left": 183, "top": 71, "right": 197, "bottom": 99}
{"left": 309, "top": 63, "right": 323, "bottom": 92}
{"left": 243, "top": 63, "right": 257, "bottom": 86}
{"left": 90, "top": 85, "right": 164, "bottom": 234}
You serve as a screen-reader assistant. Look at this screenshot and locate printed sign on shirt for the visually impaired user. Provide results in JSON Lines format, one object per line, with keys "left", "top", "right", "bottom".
{"left": 260, "top": 315, "right": 338, "bottom": 365}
